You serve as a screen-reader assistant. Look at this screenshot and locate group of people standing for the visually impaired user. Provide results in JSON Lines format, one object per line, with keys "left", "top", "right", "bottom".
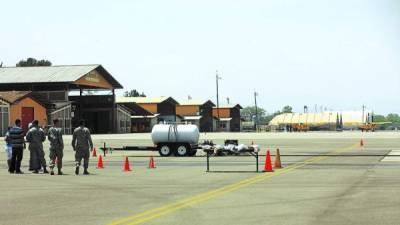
{"left": 4, "top": 119, "right": 93, "bottom": 175}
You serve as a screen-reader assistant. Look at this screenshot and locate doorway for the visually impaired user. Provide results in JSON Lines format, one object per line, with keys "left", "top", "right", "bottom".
{"left": 83, "top": 110, "right": 111, "bottom": 134}
{"left": 21, "top": 107, "right": 34, "bottom": 133}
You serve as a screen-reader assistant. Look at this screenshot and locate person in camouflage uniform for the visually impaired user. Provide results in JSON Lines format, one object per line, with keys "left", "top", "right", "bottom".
{"left": 71, "top": 120, "right": 93, "bottom": 175}
{"left": 48, "top": 119, "right": 64, "bottom": 175}
{"left": 26, "top": 120, "right": 48, "bottom": 174}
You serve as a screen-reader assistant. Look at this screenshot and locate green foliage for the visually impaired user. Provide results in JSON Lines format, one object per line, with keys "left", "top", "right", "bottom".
{"left": 123, "top": 89, "right": 146, "bottom": 97}
{"left": 386, "top": 113, "right": 400, "bottom": 123}
{"left": 264, "top": 113, "right": 279, "bottom": 124}
{"left": 370, "top": 113, "right": 400, "bottom": 130}
{"left": 373, "top": 114, "right": 387, "bottom": 122}
{"left": 260, "top": 105, "right": 292, "bottom": 124}
{"left": 282, "top": 105, "right": 293, "bottom": 113}
{"left": 16, "top": 58, "right": 52, "bottom": 67}
{"left": 241, "top": 106, "right": 266, "bottom": 122}
{"left": 241, "top": 106, "right": 288, "bottom": 125}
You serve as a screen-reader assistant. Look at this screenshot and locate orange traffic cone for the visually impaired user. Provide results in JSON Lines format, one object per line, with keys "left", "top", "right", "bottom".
{"left": 274, "top": 148, "right": 282, "bottom": 169}
{"left": 97, "top": 155, "right": 104, "bottom": 169}
{"left": 360, "top": 139, "right": 364, "bottom": 147}
{"left": 92, "top": 147, "right": 97, "bottom": 157}
{"left": 263, "top": 150, "right": 273, "bottom": 172}
{"left": 148, "top": 156, "right": 156, "bottom": 169}
{"left": 123, "top": 156, "right": 131, "bottom": 172}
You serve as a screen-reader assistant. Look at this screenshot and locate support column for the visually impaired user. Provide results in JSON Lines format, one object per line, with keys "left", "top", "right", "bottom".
{"left": 79, "top": 88, "right": 83, "bottom": 121}
{"left": 112, "top": 88, "right": 116, "bottom": 133}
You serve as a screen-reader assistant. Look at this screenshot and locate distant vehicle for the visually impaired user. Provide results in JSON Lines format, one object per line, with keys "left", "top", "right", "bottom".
{"left": 292, "top": 123, "right": 309, "bottom": 132}
{"left": 359, "top": 122, "right": 391, "bottom": 132}
{"left": 241, "top": 121, "right": 255, "bottom": 132}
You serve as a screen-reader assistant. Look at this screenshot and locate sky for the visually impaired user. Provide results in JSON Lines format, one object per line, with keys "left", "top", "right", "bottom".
{"left": 1, "top": 0, "right": 399, "bottom": 115}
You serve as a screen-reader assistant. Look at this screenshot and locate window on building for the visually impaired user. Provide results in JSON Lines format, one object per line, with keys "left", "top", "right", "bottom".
{"left": 0, "top": 106, "right": 10, "bottom": 136}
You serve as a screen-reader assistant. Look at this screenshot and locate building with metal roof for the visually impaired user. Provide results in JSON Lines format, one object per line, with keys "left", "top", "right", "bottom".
{"left": 0, "top": 91, "right": 47, "bottom": 135}
{"left": 212, "top": 104, "right": 243, "bottom": 132}
{"left": 0, "top": 65, "right": 128, "bottom": 134}
{"left": 176, "top": 100, "right": 215, "bottom": 132}
{"left": 0, "top": 64, "right": 122, "bottom": 90}
{"left": 116, "top": 96, "right": 179, "bottom": 132}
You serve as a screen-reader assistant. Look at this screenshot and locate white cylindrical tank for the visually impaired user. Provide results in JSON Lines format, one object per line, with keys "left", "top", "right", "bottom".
{"left": 151, "top": 124, "right": 200, "bottom": 145}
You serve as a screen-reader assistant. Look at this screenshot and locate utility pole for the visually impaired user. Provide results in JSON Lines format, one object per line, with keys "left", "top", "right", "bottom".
{"left": 216, "top": 71, "right": 222, "bottom": 131}
{"left": 254, "top": 91, "right": 259, "bottom": 130}
{"left": 362, "top": 104, "right": 366, "bottom": 123}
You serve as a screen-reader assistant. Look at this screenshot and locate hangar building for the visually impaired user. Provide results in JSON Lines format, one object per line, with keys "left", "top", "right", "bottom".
{"left": 269, "top": 111, "right": 371, "bottom": 131}
{"left": 0, "top": 65, "right": 129, "bottom": 134}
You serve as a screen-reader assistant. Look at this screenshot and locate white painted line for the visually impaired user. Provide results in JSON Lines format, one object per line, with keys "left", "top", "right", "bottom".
{"left": 381, "top": 150, "right": 400, "bottom": 162}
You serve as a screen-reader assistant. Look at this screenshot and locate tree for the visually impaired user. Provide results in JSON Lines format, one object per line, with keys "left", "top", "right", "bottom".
{"left": 123, "top": 89, "right": 146, "bottom": 97}
{"left": 372, "top": 114, "right": 387, "bottom": 123}
{"left": 264, "top": 112, "right": 279, "bottom": 124}
{"left": 282, "top": 105, "right": 293, "bottom": 113}
{"left": 386, "top": 113, "right": 400, "bottom": 123}
{"left": 0, "top": 61, "right": 3, "bottom": 67}
{"left": 241, "top": 106, "right": 266, "bottom": 122}
{"left": 16, "top": 58, "right": 52, "bottom": 67}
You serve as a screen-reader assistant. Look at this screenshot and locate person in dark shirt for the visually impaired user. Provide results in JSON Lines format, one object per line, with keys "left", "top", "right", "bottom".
{"left": 8, "top": 119, "right": 25, "bottom": 174}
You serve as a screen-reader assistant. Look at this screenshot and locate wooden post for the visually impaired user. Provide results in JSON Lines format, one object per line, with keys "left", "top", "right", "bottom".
{"left": 112, "top": 88, "right": 116, "bottom": 133}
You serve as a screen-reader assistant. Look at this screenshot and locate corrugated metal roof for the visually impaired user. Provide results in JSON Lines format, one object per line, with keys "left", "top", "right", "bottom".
{"left": 269, "top": 111, "right": 370, "bottom": 126}
{"left": 116, "top": 96, "right": 177, "bottom": 104}
{"left": 0, "top": 64, "right": 123, "bottom": 89}
{"left": 213, "top": 104, "right": 243, "bottom": 109}
{"left": 0, "top": 65, "right": 99, "bottom": 83}
{"left": 117, "top": 96, "right": 168, "bottom": 104}
{"left": 179, "top": 99, "right": 216, "bottom": 106}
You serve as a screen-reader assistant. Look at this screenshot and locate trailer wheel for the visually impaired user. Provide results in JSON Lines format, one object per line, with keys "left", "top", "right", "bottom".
{"left": 158, "top": 145, "right": 172, "bottom": 157}
{"left": 176, "top": 145, "right": 189, "bottom": 157}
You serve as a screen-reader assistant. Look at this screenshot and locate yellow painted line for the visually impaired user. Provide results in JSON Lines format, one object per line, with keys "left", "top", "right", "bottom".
{"left": 108, "top": 143, "right": 358, "bottom": 225}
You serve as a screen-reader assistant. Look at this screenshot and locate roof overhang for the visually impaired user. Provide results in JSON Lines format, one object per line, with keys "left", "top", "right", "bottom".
{"left": 183, "top": 116, "right": 202, "bottom": 120}
{"left": 220, "top": 118, "right": 232, "bottom": 121}
{"left": 131, "top": 114, "right": 160, "bottom": 119}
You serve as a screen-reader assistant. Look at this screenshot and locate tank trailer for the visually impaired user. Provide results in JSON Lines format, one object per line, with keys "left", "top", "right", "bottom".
{"left": 100, "top": 124, "right": 260, "bottom": 157}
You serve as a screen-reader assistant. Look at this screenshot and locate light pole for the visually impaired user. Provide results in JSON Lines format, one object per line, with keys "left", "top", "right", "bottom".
{"left": 216, "top": 71, "right": 222, "bottom": 131}
{"left": 254, "top": 91, "right": 258, "bottom": 130}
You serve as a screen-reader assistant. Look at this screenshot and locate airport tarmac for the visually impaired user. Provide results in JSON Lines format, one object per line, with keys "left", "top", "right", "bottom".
{"left": 0, "top": 132, "right": 399, "bottom": 225}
